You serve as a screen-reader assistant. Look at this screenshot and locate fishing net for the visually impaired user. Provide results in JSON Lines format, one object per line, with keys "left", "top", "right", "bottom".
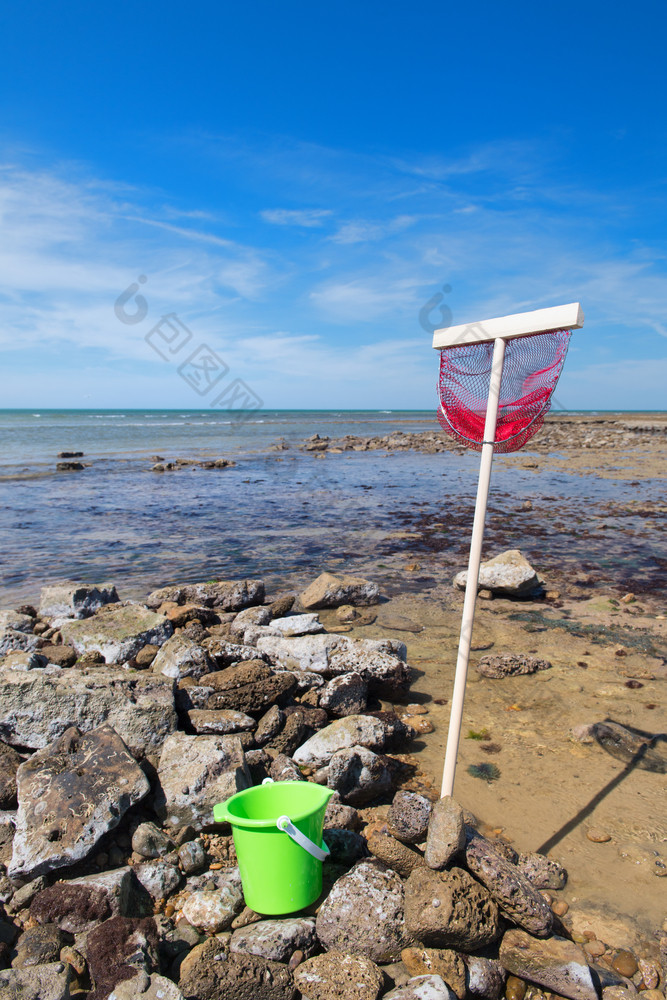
{"left": 437, "top": 329, "right": 571, "bottom": 453}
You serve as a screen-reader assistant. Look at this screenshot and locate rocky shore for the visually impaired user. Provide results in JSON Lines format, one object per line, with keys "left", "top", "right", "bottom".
{"left": 0, "top": 573, "right": 665, "bottom": 1000}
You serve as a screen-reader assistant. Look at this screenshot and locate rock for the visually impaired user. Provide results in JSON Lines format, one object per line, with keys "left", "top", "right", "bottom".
{"left": 0, "top": 962, "right": 73, "bottom": 1000}
{"left": 464, "top": 831, "right": 554, "bottom": 936}
{"left": 182, "top": 882, "right": 244, "bottom": 933}
{"left": 153, "top": 733, "right": 250, "bottom": 830}
{"left": 401, "top": 947, "right": 467, "bottom": 998}
{"left": 86, "top": 915, "right": 159, "bottom": 1000}
{"left": 108, "top": 973, "right": 186, "bottom": 1000}
{"left": 146, "top": 580, "right": 265, "bottom": 611}
{"left": 293, "top": 714, "right": 409, "bottom": 767}
{"left": 57, "top": 461, "right": 84, "bottom": 470}
{"left": 476, "top": 654, "right": 552, "bottom": 679}
{"left": 368, "top": 832, "right": 426, "bottom": 878}
{"left": 0, "top": 741, "right": 21, "bottom": 808}
{"left": 323, "top": 828, "right": 368, "bottom": 865}
{"left": 465, "top": 955, "right": 507, "bottom": 999}
{"left": 404, "top": 867, "right": 500, "bottom": 950}
{"left": 31, "top": 882, "right": 111, "bottom": 932}
{"left": 324, "top": 791, "right": 360, "bottom": 830}
{"left": 611, "top": 950, "right": 638, "bottom": 977}
{"left": 267, "top": 710, "right": 312, "bottom": 756}
{"left": 269, "top": 755, "right": 304, "bottom": 783}
{"left": 166, "top": 603, "right": 218, "bottom": 628}
{"left": 499, "top": 929, "right": 598, "bottom": 1000}
{"left": 186, "top": 709, "right": 256, "bottom": 735}
{"left": 384, "top": 975, "right": 456, "bottom": 999}
{"left": 39, "top": 645, "right": 77, "bottom": 668}
{"left": 135, "top": 644, "right": 158, "bottom": 668}
{"left": 319, "top": 673, "right": 368, "bottom": 716}
{"left": 60, "top": 604, "right": 173, "bottom": 663}
{"left": 205, "top": 663, "right": 297, "bottom": 714}
{"left": 230, "top": 916, "right": 316, "bottom": 962}
{"left": 424, "top": 797, "right": 465, "bottom": 870}
{"left": 592, "top": 721, "right": 667, "bottom": 773}
{"left": 269, "top": 614, "right": 325, "bottom": 636}
{"left": 1, "top": 650, "right": 47, "bottom": 671}
{"left": 12, "top": 923, "right": 64, "bottom": 968}
{"left": 454, "top": 550, "right": 539, "bottom": 597}
{"left": 516, "top": 852, "right": 567, "bottom": 890}
{"left": 38, "top": 582, "right": 119, "bottom": 621}
{"left": 316, "top": 860, "right": 408, "bottom": 962}
{"left": 9, "top": 725, "right": 150, "bottom": 880}
{"left": 326, "top": 746, "right": 393, "bottom": 805}
{"left": 63, "top": 867, "right": 151, "bottom": 923}
{"left": 177, "top": 839, "right": 206, "bottom": 874}
{"left": 0, "top": 628, "right": 40, "bottom": 657}
{"left": 201, "top": 639, "right": 267, "bottom": 668}
{"left": 151, "top": 635, "right": 214, "bottom": 680}
{"left": 0, "top": 668, "right": 177, "bottom": 759}
{"left": 131, "top": 822, "right": 174, "bottom": 859}
{"left": 299, "top": 572, "right": 380, "bottom": 609}
{"left": 293, "top": 949, "right": 384, "bottom": 1000}
{"left": 178, "top": 937, "right": 296, "bottom": 1000}
{"left": 254, "top": 705, "right": 285, "bottom": 746}
{"left": 388, "top": 791, "right": 432, "bottom": 845}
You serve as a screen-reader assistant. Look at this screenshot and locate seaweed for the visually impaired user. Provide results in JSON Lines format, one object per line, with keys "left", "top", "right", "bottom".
{"left": 467, "top": 762, "right": 500, "bottom": 781}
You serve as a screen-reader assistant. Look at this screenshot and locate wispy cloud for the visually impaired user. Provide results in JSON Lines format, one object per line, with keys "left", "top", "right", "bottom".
{"left": 260, "top": 208, "right": 332, "bottom": 227}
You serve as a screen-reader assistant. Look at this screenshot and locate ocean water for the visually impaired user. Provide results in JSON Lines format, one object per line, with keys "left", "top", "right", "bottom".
{"left": 0, "top": 409, "right": 664, "bottom": 605}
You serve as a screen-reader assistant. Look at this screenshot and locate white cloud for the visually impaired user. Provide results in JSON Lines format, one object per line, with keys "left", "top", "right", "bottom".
{"left": 260, "top": 208, "right": 332, "bottom": 227}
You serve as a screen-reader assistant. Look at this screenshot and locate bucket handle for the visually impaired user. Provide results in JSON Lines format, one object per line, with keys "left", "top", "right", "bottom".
{"left": 276, "top": 815, "right": 330, "bottom": 861}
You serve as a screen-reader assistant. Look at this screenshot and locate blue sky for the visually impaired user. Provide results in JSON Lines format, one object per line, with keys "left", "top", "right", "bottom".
{"left": 1, "top": 0, "right": 666, "bottom": 410}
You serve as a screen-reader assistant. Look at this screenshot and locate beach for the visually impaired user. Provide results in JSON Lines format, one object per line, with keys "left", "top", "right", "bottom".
{"left": 0, "top": 409, "right": 665, "bottom": 994}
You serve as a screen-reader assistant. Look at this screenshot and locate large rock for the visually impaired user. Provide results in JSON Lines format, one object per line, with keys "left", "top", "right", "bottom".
{"left": 38, "top": 582, "right": 119, "bottom": 621}
{"left": 230, "top": 916, "right": 316, "bottom": 962}
{"left": 404, "top": 867, "right": 500, "bottom": 951}
{"left": 299, "top": 572, "right": 380, "bottom": 609}
{"left": 402, "top": 947, "right": 467, "bottom": 998}
{"left": 476, "top": 655, "right": 551, "bottom": 679}
{"left": 151, "top": 634, "right": 214, "bottom": 680}
{"left": 10, "top": 725, "right": 150, "bottom": 880}
{"left": 86, "top": 915, "right": 159, "bottom": 1000}
{"left": 256, "top": 633, "right": 410, "bottom": 697}
{"left": 108, "top": 973, "right": 185, "bottom": 1000}
{"left": 0, "top": 610, "right": 35, "bottom": 635}
{"left": 316, "top": 860, "right": 408, "bottom": 962}
{"left": 203, "top": 639, "right": 269, "bottom": 668}
{"left": 0, "top": 740, "right": 22, "bottom": 808}
{"left": 269, "top": 614, "right": 325, "bottom": 636}
{"left": 367, "top": 832, "right": 426, "bottom": 879}
{"left": 0, "top": 962, "right": 73, "bottom": 1000}
{"left": 60, "top": 604, "right": 173, "bottom": 663}
{"left": 464, "top": 831, "right": 554, "bottom": 936}
{"left": 31, "top": 868, "right": 150, "bottom": 930}
{"left": 293, "top": 714, "right": 409, "bottom": 767}
{"left": 181, "top": 883, "right": 244, "bottom": 933}
{"left": 499, "top": 930, "right": 598, "bottom": 1000}
{"left": 146, "top": 579, "right": 265, "bottom": 610}
{"left": 319, "top": 672, "right": 368, "bottom": 716}
{"left": 388, "top": 791, "right": 432, "bottom": 846}
{"left": 186, "top": 709, "right": 256, "bottom": 735}
{"left": 0, "top": 668, "right": 177, "bottom": 758}
{"left": 178, "top": 937, "right": 296, "bottom": 1000}
{"left": 425, "top": 796, "right": 466, "bottom": 869}
{"left": 294, "top": 949, "right": 385, "bottom": 1000}
{"left": 384, "top": 975, "right": 456, "bottom": 1000}
{"left": 454, "top": 550, "right": 539, "bottom": 597}
{"left": 153, "top": 733, "right": 251, "bottom": 829}
{"left": 326, "top": 746, "right": 393, "bottom": 805}
{"left": 205, "top": 663, "right": 297, "bottom": 714}
{"left": 0, "top": 613, "right": 39, "bottom": 656}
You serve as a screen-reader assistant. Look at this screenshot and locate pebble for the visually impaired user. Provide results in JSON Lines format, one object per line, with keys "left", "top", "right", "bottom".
{"left": 505, "top": 974, "right": 527, "bottom": 1000}
{"left": 638, "top": 959, "right": 660, "bottom": 990}
{"left": 611, "top": 950, "right": 639, "bottom": 977}
{"left": 586, "top": 828, "right": 612, "bottom": 843}
{"left": 585, "top": 940, "right": 606, "bottom": 958}
{"left": 551, "top": 900, "right": 569, "bottom": 916}
{"left": 178, "top": 840, "right": 206, "bottom": 874}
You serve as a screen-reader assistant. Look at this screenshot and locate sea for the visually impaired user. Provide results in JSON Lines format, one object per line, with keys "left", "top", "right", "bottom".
{"left": 0, "top": 409, "right": 664, "bottom": 605}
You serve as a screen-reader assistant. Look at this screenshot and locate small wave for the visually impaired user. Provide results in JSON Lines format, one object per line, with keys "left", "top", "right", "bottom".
{"left": 32, "top": 413, "right": 41, "bottom": 417}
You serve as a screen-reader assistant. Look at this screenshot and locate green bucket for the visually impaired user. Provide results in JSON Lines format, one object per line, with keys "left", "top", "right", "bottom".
{"left": 213, "top": 780, "right": 334, "bottom": 914}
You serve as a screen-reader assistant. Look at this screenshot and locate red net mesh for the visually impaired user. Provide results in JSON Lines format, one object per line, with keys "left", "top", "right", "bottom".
{"left": 437, "top": 329, "right": 571, "bottom": 453}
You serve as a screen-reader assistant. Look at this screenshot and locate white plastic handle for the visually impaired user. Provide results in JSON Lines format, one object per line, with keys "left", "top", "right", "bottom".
{"left": 276, "top": 815, "right": 330, "bottom": 861}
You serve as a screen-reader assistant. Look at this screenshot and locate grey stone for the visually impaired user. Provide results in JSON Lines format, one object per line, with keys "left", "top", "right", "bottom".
{"left": 181, "top": 883, "right": 245, "bottom": 933}
{"left": 59, "top": 603, "right": 172, "bottom": 664}
{"left": 5, "top": 877, "right": 47, "bottom": 914}
{"left": 476, "top": 655, "right": 552, "bottom": 679}
{"left": 0, "top": 740, "right": 22, "bottom": 809}
{"left": 231, "top": 606, "right": 272, "bottom": 633}
{"left": 293, "top": 714, "right": 407, "bottom": 767}
{"left": 499, "top": 929, "right": 598, "bottom": 1000}
{"left": 404, "top": 867, "right": 501, "bottom": 951}
{"left": 388, "top": 791, "right": 432, "bottom": 845}
{"left": 322, "top": 828, "right": 368, "bottom": 865}
{"left": 294, "top": 949, "right": 384, "bottom": 1000}
{"left": 108, "top": 973, "right": 185, "bottom": 1000}
{"left": 326, "top": 745, "right": 393, "bottom": 805}
{"left": 254, "top": 705, "right": 285, "bottom": 746}
{"left": 133, "top": 860, "right": 183, "bottom": 901}
{"left": 319, "top": 672, "right": 368, "bottom": 716}
{"left": 38, "top": 582, "right": 119, "bottom": 621}
{"left": 146, "top": 579, "right": 265, "bottom": 611}
{"left": 0, "top": 629, "right": 40, "bottom": 657}
{"left": 316, "top": 860, "right": 408, "bottom": 962}
{"left": 230, "top": 916, "right": 316, "bottom": 962}
{"left": 269, "top": 614, "right": 325, "bottom": 636}
{"left": 0, "top": 610, "right": 35, "bottom": 635}
{"left": 205, "top": 663, "right": 297, "bottom": 714}
{"left": 0, "top": 668, "right": 177, "bottom": 759}
{"left": 269, "top": 754, "right": 303, "bottom": 782}
{"left": 154, "top": 733, "right": 251, "bottom": 830}
{"left": 425, "top": 797, "right": 465, "bottom": 869}
{"left": 151, "top": 634, "right": 214, "bottom": 681}
{"left": 299, "top": 572, "right": 380, "bottom": 609}
{"left": 465, "top": 956, "right": 507, "bottom": 1000}
{"left": 367, "top": 832, "right": 426, "bottom": 879}
{"left": 9, "top": 726, "right": 150, "bottom": 880}
{"left": 178, "top": 840, "right": 206, "bottom": 874}
{"left": 178, "top": 937, "right": 296, "bottom": 1000}
{"left": 132, "top": 822, "right": 174, "bottom": 859}
{"left": 454, "top": 549, "right": 539, "bottom": 597}
{"left": 1, "top": 651, "right": 47, "bottom": 671}
{"left": 186, "top": 709, "right": 256, "bottom": 735}
{"left": 384, "top": 975, "right": 456, "bottom": 1000}
{"left": 0, "top": 962, "right": 73, "bottom": 1000}
{"left": 516, "top": 852, "right": 567, "bottom": 890}
{"left": 31, "top": 868, "right": 149, "bottom": 930}
{"left": 203, "top": 638, "right": 269, "bottom": 668}
{"left": 464, "top": 831, "right": 554, "bottom": 936}
{"left": 12, "top": 923, "right": 64, "bottom": 968}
